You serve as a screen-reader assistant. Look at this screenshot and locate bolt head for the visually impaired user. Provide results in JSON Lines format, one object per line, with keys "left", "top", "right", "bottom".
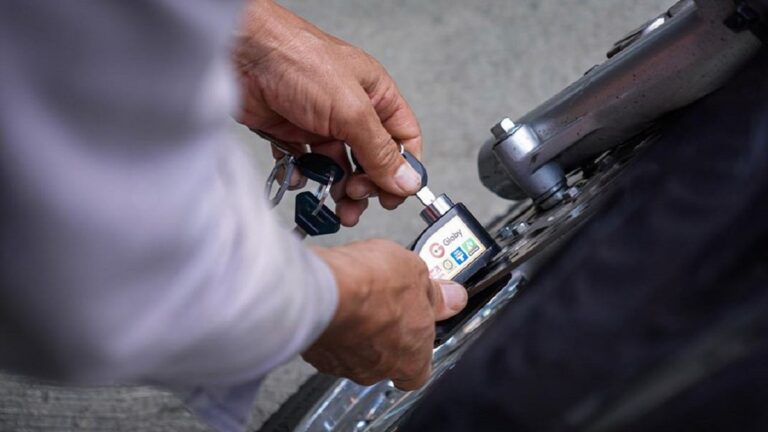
{"left": 498, "top": 225, "right": 514, "bottom": 239}
{"left": 491, "top": 118, "right": 516, "bottom": 140}
{"left": 512, "top": 222, "right": 528, "bottom": 235}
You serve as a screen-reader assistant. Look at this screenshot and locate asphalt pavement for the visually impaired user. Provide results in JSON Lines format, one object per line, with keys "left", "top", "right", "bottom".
{"left": 0, "top": 1, "right": 670, "bottom": 430}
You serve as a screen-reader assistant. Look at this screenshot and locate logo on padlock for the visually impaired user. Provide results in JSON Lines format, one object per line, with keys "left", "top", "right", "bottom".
{"left": 430, "top": 243, "right": 445, "bottom": 258}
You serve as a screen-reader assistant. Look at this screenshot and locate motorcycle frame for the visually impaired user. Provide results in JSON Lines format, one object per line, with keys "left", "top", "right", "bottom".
{"left": 479, "top": 0, "right": 763, "bottom": 208}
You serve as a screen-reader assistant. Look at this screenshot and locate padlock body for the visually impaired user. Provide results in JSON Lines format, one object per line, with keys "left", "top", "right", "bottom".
{"left": 411, "top": 203, "right": 498, "bottom": 285}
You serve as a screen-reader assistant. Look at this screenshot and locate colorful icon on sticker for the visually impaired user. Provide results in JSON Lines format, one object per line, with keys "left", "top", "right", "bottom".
{"left": 429, "top": 266, "right": 442, "bottom": 278}
{"left": 430, "top": 243, "right": 445, "bottom": 258}
{"left": 442, "top": 259, "right": 455, "bottom": 271}
{"left": 463, "top": 238, "right": 480, "bottom": 256}
{"left": 451, "top": 247, "right": 468, "bottom": 265}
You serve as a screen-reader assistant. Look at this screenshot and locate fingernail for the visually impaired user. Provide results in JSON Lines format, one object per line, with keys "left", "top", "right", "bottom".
{"left": 439, "top": 281, "right": 468, "bottom": 312}
{"left": 394, "top": 162, "right": 422, "bottom": 194}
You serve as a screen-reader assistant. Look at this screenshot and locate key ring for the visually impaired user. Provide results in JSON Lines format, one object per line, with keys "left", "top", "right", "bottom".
{"left": 312, "top": 173, "right": 335, "bottom": 216}
{"left": 265, "top": 154, "right": 296, "bottom": 207}
{"left": 253, "top": 128, "right": 306, "bottom": 207}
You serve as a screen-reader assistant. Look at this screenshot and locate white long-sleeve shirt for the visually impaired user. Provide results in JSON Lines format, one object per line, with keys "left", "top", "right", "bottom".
{"left": 0, "top": 1, "right": 338, "bottom": 430}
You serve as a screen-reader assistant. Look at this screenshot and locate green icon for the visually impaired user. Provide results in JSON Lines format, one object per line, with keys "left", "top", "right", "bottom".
{"left": 462, "top": 238, "right": 480, "bottom": 256}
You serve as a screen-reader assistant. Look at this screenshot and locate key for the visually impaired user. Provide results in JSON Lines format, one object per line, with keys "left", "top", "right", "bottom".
{"left": 251, "top": 129, "right": 344, "bottom": 187}
{"left": 294, "top": 192, "right": 341, "bottom": 238}
{"left": 251, "top": 130, "right": 346, "bottom": 239}
{"left": 295, "top": 153, "right": 345, "bottom": 215}
{"left": 351, "top": 149, "right": 433, "bottom": 204}
{"left": 296, "top": 153, "right": 345, "bottom": 186}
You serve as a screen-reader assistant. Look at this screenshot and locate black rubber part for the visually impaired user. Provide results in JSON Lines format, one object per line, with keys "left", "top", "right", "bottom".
{"left": 296, "top": 153, "right": 345, "bottom": 185}
{"left": 257, "top": 373, "right": 339, "bottom": 432}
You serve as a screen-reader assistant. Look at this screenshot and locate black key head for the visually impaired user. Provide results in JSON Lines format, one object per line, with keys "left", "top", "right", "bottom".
{"left": 296, "top": 153, "right": 345, "bottom": 185}
{"left": 295, "top": 192, "right": 341, "bottom": 236}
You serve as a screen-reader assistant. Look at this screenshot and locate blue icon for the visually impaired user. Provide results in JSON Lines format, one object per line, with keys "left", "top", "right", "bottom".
{"left": 451, "top": 247, "right": 468, "bottom": 265}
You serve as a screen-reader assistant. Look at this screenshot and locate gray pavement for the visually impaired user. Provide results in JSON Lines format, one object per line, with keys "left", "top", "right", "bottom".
{"left": 0, "top": 1, "right": 669, "bottom": 430}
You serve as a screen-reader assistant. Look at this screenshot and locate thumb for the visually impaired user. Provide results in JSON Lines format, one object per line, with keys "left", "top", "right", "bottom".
{"left": 342, "top": 104, "right": 422, "bottom": 196}
{"left": 430, "top": 280, "right": 468, "bottom": 321}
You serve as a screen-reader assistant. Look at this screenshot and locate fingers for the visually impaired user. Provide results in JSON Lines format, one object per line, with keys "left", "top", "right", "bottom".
{"left": 390, "top": 284, "right": 438, "bottom": 390}
{"left": 378, "top": 192, "right": 406, "bottom": 210}
{"left": 336, "top": 198, "right": 368, "bottom": 227}
{"left": 261, "top": 120, "right": 333, "bottom": 146}
{"left": 393, "top": 271, "right": 465, "bottom": 390}
{"left": 238, "top": 7, "right": 424, "bottom": 208}
{"left": 346, "top": 175, "right": 376, "bottom": 200}
{"left": 341, "top": 98, "right": 422, "bottom": 198}
{"left": 269, "top": 141, "right": 306, "bottom": 159}
{"left": 429, "top": 280, "right": 468, "bottom": 322}
{"left": 285, "top": 167, "right": 307, "bottom": 190}
{"left": 369, "top": 80, "right": 423, "bottom": 161}
{"left": 270, "top": 146, "right": 307, "bottom": 190}
{"left": 308, "top": 142, "right": 371, "bottom": 226}
{"left": 308, "top": 242, "right": 461, "bottom": 393}
{"left": 356, "top": 57, "right": 423, "bottom": 161}
{"left": 306, "top": 142, "right": 351, "bottom": 191}
{"left": 391, "top": 351, "right": 432, "bottom": 391}
{"left": 353, "top": 62, "right": 424, "bottom": 200}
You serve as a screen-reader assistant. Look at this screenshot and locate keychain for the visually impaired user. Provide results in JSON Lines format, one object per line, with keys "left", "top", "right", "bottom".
{"left": 256, "top": 129, "right": 344, "bottom": 238}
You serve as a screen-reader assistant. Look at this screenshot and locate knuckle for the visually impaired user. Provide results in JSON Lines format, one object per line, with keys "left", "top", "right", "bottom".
{"left": 408, "top": 259, "right": 430, "bottom": 284}
{"left": 370, "top": 136, "right": 399, "bottom": 170}
{"left": 394, "top": 369, "right": 429, "bottom": 391}
{"left": 378, "top": 193, "right": 404, "bottom": 210}
{"left": 371, "top": 351, "right": 391, "bottom": 375}
{"left": 344, "top": 98, "right": 373, "bottom": 125}
{"left": 422, "top": 321, "right": 437, "bottom": 341}
{"left": 411, "top": 320, "right": 434, "bottom": 344}
{"left": 341, "top": 43, "right": 365, "bottom": 59}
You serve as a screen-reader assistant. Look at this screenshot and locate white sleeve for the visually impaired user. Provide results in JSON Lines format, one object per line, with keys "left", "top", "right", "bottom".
{"left": 0, "top": 0, "right": 337, "bottom": 393}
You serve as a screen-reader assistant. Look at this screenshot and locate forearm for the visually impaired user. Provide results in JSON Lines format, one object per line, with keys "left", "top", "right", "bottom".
{"left": 1, "top": 131, "right": 338, "bottom": 388}
{"left": 0, "top": 0, "right": 338, "bottom": 388}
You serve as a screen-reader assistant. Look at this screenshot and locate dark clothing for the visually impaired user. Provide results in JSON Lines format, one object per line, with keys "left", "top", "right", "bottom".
{"left": 403, "top": 50, "right": 768, "bottom": 432}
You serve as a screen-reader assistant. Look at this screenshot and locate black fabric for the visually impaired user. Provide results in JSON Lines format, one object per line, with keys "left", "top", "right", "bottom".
{"left": 403, "top": 49, "right": 768, "bottom": 432}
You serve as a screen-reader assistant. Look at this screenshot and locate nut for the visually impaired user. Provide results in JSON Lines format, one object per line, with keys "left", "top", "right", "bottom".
{"left": 491, "top": 117, "right": 516, "bottom": 140}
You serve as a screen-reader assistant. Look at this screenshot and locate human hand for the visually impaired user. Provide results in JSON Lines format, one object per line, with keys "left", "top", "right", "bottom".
{"left": 306, "top": 240, "right": 468, "bottom": 390}
{"left": 235, "top": 0, "right": 423, "bottom": 227}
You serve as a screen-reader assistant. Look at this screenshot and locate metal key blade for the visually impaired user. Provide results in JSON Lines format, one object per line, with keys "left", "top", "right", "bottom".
{"left": 416, "top": 186, "right": 437, "bottom": 206}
